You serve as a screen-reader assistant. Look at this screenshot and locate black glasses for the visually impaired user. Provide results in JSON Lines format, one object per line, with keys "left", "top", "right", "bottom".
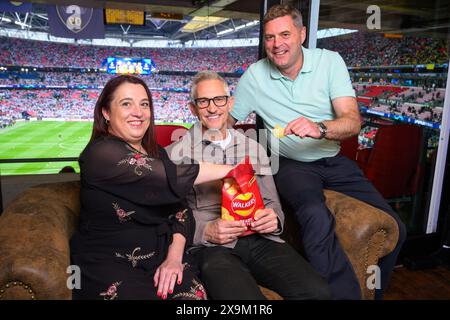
{"left": 194, "top": 95, "right": 229, "bottom": 109}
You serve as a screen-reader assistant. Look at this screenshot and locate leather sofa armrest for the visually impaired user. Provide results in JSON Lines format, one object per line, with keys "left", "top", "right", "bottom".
{"left": 0, "top": 182, "right": 80, "bottom": 299}
{"left": 280, "top": 189, "right": 399, "bottom": 300}
{"left": 324, "top": 189, "right": 399, "bottom": 299}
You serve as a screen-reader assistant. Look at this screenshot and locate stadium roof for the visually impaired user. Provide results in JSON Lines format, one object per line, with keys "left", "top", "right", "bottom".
{"left": 0, "top": 0, "right": 261, "bottom": 44}
{"left": 0, "top": 0, "right": 449, "bottom": 47}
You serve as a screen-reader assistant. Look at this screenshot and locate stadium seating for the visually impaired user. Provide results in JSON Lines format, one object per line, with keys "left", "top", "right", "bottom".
{"left": 318, "top": 32, "right": 449, "bottom": 67}
{"left": 1, "top": 81, "right": 444, "bottom": 127}
{"left": 1, "top": 32, "right": 447, "bottom": 127}
{"left": 233, "top": 123, "right": 257, "bottom": 132}
{"left": 356, "top": 124, "right": 423, "bottom": 199}
{"left": 339, "top": 135, "right": 359, "bottom": 160}
{"left": 0, "top": 37, "right": 258, "bottom": 72}
{"left": 155, "top": 124, "right": 188, "bottom": 147}
{"left": 1, "top": 33, "right": 447, "bottom": 70}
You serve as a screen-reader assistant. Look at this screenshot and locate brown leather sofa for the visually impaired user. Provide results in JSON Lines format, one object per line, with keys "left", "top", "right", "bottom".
{"left": 0, "top": 180, "right": 399, "bottom": 300}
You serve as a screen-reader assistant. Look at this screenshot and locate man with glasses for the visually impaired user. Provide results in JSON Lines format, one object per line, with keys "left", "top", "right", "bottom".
{"left": 229, "top": 4, "right": 406, "bottom": 299}
{"left": 166, "top": 71, "right": 330, "bottom": 300}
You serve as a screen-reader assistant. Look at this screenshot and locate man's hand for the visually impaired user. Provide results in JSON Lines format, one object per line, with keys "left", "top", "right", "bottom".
{"left": 204, "top": 218, "right": 247, "bottom": 244}
{"left": 284, "top": 97, "right": 361, "bottom": 141}
{"left": 250, "top": 208, "right": 279, "bottom": 234}
{"left": 284, "top": 116, "right": 321, "bottom": 139}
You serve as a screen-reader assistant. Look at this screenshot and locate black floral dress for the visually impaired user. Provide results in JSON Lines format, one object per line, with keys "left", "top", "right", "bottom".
{"left": 70, "top": 135, "right": 207, "bottom": 300}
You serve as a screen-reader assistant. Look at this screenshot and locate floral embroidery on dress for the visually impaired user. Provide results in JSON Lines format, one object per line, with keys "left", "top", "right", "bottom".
{"left": 113, "top": 203, "right": 135, "bottom": 222}
{"left": 117, "top": 146, "right": 153, "bottom": 176}
{"left": 171, "top": 208, "right": 188, "bottom": 223}
{"left": 172, "top": 279, "right": 207, "bottom": 300}
{"left": 115, "top": 247, "right": 155, "bottom": 268}
{"left": 99, "top": 281, "right": 122, "bottom": 300}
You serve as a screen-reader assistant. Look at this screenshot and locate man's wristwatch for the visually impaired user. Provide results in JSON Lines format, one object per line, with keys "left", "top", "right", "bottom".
{"left": 317, "top": 122, "right": 328, "bottom": 139}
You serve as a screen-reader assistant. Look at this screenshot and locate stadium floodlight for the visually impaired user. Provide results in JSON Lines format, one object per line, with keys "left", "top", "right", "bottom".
{"left": 34, "top": 14, "right": 48, "bottom": 21}
{"left": 14, "top": 20, "right": 31, "bottom": 29}
{"left": 217, "top": 20, "right": 259, "bottom": 37}
{"left": 217, "top": 28, "right": 233, "bottom": 36}
{"left": 317, "top": 28, "right": 358, "bottom": 39}
{"left": 245, "top": 21, "right": 259, "bottom": 27}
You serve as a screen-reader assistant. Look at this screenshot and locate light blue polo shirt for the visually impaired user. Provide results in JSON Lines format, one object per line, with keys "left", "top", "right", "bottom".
{"left": 231, "top": 46, "right": 355, "bottom": 162}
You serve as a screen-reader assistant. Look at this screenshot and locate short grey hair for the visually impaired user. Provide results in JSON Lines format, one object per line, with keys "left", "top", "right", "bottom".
{"left": 190, "top": 71, "right": 230, "bottom": 103}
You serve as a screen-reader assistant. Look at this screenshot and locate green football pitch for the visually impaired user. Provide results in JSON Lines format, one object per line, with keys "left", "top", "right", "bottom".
{"left": 0, "top": 121, "right": 190, "bottom": 175}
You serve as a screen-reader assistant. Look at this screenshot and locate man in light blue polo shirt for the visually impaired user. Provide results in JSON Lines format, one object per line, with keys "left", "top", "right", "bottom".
{"left": 230, "top": 4, "right": 406, "bottom": 300}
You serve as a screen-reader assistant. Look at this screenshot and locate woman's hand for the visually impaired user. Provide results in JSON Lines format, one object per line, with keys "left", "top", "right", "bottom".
{"left": 194, "top": 162, "right": 233, "bottom": 185}
{"left": 153, "top": 233, "right": 186, "bottom": 299}
{"left": 153, "top": 257, "right": 184, "bottom": 299}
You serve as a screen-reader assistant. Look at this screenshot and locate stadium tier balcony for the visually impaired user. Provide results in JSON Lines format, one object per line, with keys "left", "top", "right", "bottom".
{"left": 0, "top": 37, "right": 258, "bottom": 73}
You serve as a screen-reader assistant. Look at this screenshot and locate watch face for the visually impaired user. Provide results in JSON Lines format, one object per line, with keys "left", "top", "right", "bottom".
{"left": 318, "top": 122, "right": 326, "bottom": 132}
{"left": 318, "top": 122, "right": 327, "bottom": 138}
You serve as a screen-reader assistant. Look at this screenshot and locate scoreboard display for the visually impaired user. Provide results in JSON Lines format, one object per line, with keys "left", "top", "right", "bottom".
{"left": 105, "top": 9, "right": 145, "bottom": 25}
{"left": 150, "top": 12, "right": 183, "bottom": 21}
{"left": 106, "top": 57, "right": 157, "bottom": 75}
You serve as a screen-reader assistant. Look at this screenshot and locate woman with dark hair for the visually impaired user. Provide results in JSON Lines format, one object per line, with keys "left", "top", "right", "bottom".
{"left": 70, "top": 75, "right": 233, "bottom": 300}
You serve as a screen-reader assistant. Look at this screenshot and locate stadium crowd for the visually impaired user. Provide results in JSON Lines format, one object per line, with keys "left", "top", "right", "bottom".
{"left": 318, "top": 32, "right": 449, "bottom": 67}
{"left": 0, "top": 37, "right": 257, "bottom": 73}
{"left": 354, "top": 84, "right": 445, "bottom": 123}
{"left": 0, "top": 72, "right": 239, "bottom": 92}
{"left": 0, "top": 32, "right": 448, "bottom": 128}
{"left": 0, "top": 73, "right": 244, "bottom": 125}
{"left": 1, "top": 32, "right": 448, "bottom": 70}
{"left": 2, "top": 72, "right": 444, "bottom": 126}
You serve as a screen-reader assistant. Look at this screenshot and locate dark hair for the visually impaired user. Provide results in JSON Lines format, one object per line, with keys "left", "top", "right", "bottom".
{"left": 263, "top": 4, "right": 303, "bottom": 28}
{"left": 90, "top": 75, "right": 158, "bottom": 157}
{"left": 59, "top": 165, "right": 76, "bottom": 173}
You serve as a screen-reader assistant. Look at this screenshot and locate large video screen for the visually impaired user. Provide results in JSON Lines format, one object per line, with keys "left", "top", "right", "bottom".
{"left": 106, "top": 57, "right": 156, "bottom": 75}
{"left": 105, "top": 9, "right": 145, "bottom": 25}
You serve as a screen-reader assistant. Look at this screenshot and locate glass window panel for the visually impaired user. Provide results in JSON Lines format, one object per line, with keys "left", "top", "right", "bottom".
{"left": 316, "top": 0, "right": 450, "bottom": 234}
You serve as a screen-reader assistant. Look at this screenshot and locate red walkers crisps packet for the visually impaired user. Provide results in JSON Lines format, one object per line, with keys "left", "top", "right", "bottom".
{"left": 221, "top": 156, "right": 265, "bottom": 237}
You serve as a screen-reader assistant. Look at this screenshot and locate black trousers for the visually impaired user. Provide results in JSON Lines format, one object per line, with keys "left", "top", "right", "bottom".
{"left": 191, "top": 234, "right": 331, "bottom": 300}
{"left": 274, "top": 155, "right": 407, "bottom": 300}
